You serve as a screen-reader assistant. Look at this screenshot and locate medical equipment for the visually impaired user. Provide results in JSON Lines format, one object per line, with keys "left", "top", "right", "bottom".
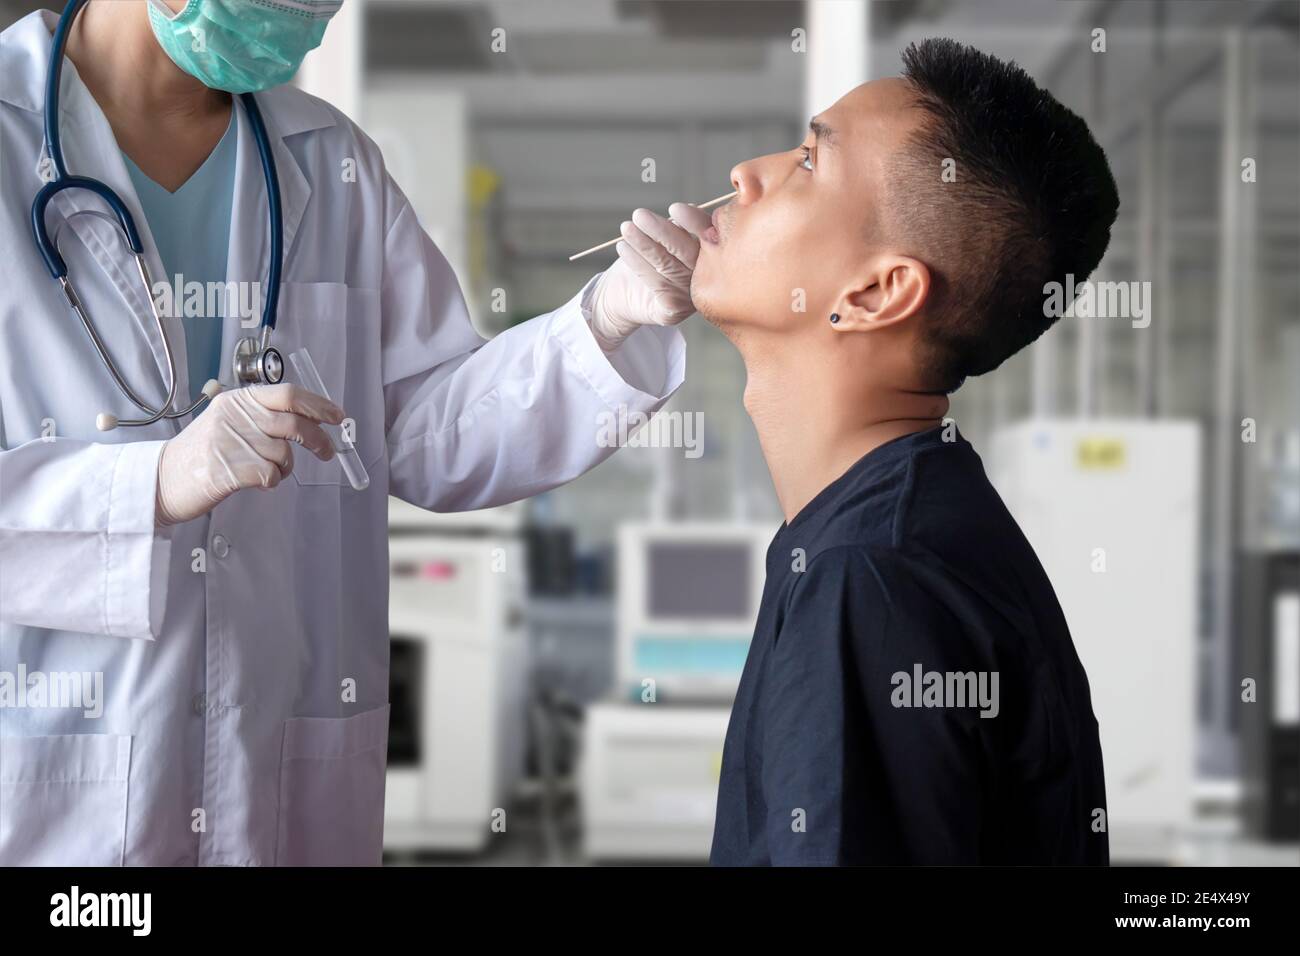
{"left": 383, "top": 533, "right": 529, "bottom": 854}
{"left": 31, "top": 0, "right": 286, "bottom": 431}
{"left": 146, "top": 0, "right": 341, "bottom": 96}
{"left": 287, "top": 348, "right": 369, "bottom": 491}
{"left": 568, "top": 191, "right": 737, "bottom": 261}
{"left": 617, "top": 522, "right": 772, "bottom": 701}
{"left": 991, "top": 419, "right": 1199, "bottom": 863}
{"left": 581, "top": 702, "right": 730, "bottom": 861}
{"left": 579, "top": 522, "right": 769, "bottom": 860}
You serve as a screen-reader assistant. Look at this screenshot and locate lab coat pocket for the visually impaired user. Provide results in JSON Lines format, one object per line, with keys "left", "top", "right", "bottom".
{"left": 274, "top": 282, "right": 351, "bottom": 487}
{"left": 276, "top": 704, "right": 390, "bottom": 865}
{"left": 0, "top": 734, "right": 132, "bottom": 866}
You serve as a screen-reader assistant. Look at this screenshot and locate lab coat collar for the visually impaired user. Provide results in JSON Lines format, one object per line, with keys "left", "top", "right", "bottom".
{"left": 1, "top": 11, "right": 96, "bottom": 120}
{"left": 217, "top": 93, "right": 316, "bottom": 389}
{"left": 218, "top": 84, "right": 339, "bottom": 391}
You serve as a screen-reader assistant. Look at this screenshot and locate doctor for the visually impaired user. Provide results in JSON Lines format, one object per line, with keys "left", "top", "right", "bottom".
{"left": 0, "top": 0, "right": 708, "bottom": 865}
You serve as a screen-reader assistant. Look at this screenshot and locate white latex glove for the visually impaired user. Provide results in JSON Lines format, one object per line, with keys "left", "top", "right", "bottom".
{"left": 588, "top": 202, "right": 714, "bottom": 353}
{"left": 155, "top": 383, "right": 343, "bottom": 527}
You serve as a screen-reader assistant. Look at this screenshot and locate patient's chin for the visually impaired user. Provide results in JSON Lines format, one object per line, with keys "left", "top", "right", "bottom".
{"left": 698, "top": 308, "right": 723, "bottom": 328}
{"left": 689, "top": 274, "right": 730, "bottom": 327}
{"left": 693, "top": 302, "right": 746, "bottom": 349}
{"left": 693, "top": 296, "right": 729, "bottom": 330}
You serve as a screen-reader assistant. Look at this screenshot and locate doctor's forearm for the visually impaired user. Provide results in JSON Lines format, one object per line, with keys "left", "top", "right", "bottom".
{"left": 0, "top": 438, "right": 169, "bottom": 638}
{"left": 385, "top": 291, "right": 684, "bottom": 513}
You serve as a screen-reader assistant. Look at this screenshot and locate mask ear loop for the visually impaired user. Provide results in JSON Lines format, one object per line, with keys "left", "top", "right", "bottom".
{"left": 146, "top": 0, "right": 192, "bottom": 23}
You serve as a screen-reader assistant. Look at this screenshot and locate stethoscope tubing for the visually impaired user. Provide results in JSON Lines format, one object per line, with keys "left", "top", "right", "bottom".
{"left": 31, "top": 0, "right": 283, "bottom": 428}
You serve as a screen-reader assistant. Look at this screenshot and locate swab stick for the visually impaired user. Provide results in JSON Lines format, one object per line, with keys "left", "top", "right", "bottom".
{"left": 568, "top": 191, "right": 738, "bottom": 261}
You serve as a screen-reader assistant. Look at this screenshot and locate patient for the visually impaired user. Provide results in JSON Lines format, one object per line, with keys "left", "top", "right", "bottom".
{"left": 697, "top": 39, "right": 1116, "bottom": 865}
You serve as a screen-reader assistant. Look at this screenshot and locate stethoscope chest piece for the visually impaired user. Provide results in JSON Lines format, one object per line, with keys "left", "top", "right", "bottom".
{"left": 234, "top": 333, "right": 284, "bottom": 386}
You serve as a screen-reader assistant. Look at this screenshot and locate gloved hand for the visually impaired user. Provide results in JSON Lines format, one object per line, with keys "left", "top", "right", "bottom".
{"left": 587, "top": 202, "right": 714, "bottom": 353}
{"left": 155, "top": 384, "right": 343, "bottom": 527}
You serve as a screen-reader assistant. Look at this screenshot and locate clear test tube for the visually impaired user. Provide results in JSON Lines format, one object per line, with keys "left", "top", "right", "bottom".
{"left": 287, "top": 347, "right": 370, "bottom": 491}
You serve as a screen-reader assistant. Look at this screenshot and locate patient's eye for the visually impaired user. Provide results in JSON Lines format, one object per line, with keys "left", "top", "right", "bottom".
{"left": 798, "top": 145, "right": 814, "bottom": 171}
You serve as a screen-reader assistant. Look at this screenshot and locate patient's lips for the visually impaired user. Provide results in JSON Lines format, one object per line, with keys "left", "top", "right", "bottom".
{"left": 703, "top": 207, "right": 723, "bottom": 245}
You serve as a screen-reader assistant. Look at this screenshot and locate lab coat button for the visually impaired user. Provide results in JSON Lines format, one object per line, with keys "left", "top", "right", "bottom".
{"left": 193, "top": 693, "right": 207, "bottom": 716}
{"left": 211, "top": 534, "right": 230, "bottom": 558}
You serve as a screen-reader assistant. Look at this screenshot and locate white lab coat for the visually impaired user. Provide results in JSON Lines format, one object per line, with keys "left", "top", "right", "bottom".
{"left": 0, "top": 11, "right": 684, "bottom": 865}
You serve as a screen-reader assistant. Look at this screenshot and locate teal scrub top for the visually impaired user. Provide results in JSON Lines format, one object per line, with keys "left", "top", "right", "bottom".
{"left": 123, "top": 110, "right": 237, "bottom": 405}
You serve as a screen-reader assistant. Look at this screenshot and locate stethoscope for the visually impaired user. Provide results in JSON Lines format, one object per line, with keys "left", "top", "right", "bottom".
{"left": 31, "top": 0, "right": 284, "bottom": 431}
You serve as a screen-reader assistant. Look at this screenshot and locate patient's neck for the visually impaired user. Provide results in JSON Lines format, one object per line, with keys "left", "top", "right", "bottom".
{"left": 736, "top": 332, "right": 949, "bottom": 525}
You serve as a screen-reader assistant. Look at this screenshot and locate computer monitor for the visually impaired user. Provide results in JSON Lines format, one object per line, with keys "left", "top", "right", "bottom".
{"left": 617, "top": 522, "right": 774, "bottom": 701}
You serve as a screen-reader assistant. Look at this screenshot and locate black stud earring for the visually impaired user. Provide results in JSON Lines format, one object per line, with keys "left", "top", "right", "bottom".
{"left": 829, "top": 313, "right": 840, "bottom": 324}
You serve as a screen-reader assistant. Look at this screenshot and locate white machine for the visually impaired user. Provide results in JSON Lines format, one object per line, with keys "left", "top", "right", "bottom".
{"left": 581, "top": 703, "right": 732, "bottom": 861}
{"left": 615, "top": 522, "right": 773, "bottom": 701}
{"left": 582, "top": 522, "right": 773, "bottom": 861}
{"left": 990, "top": 419, "right": 1200, "bottom": 862}
{"left": 383, "top": 499, "right": 530, "bottom": 854}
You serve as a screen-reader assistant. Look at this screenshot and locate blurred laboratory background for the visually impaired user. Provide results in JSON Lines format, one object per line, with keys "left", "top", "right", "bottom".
{"left": 5, "top": 0, "right": 1295, "bottom": 866}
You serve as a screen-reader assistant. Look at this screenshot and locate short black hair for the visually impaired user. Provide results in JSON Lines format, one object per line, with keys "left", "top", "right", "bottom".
{"left": 893, "top": 38, "right": 1119, "bottom": 393}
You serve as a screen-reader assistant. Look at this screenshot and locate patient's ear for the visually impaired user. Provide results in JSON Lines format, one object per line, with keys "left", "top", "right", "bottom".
{"left": 832, "top": 256, "right": 930, "bottom": 332}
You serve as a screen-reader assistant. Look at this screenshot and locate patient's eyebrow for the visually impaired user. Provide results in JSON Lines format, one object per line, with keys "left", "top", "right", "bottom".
{"left": 809, "top": 119, "right": 836, "bottom": 148}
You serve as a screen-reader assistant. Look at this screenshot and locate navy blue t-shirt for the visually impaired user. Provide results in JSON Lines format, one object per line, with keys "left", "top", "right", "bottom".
{"left": 710, "top": 426, "right": 1108, "bottom": 865}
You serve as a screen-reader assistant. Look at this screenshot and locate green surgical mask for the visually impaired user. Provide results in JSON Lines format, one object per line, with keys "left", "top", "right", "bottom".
{"left": 147, "top": 0, "right": 342, "bottom": 94}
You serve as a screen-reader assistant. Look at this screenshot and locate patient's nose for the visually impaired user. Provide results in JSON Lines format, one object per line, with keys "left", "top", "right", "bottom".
{"left": 729, "top": 158, "right": 761, "bottom": 203}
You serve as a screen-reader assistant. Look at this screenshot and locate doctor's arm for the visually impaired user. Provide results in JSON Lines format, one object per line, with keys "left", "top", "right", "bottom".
{"left": 0, "top": 387, "right": 339, "bottom": 639}
{"left": 0, "top": 438, "right": 168, "bottom": 639}
{"left": 381, "top": 196, "right": 700, "bottom": 513}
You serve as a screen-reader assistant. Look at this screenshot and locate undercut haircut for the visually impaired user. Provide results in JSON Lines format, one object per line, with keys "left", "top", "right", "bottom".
{"left": 893, "top": 38, "right": 1119, "bottom": 393}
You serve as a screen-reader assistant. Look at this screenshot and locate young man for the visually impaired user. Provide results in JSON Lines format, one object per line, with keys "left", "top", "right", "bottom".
{"left": 695, "top": 39, "right": 1118, "bottom": 865}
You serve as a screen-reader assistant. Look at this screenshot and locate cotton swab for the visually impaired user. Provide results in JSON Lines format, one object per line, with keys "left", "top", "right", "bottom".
{"left": 568, "top": 191, "right": 738, "bottom": 261}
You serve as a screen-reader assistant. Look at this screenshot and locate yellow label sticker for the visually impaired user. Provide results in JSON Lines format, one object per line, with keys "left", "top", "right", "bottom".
{"left": 1077, "top": 436, "right": 1126, "bottom": 470}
